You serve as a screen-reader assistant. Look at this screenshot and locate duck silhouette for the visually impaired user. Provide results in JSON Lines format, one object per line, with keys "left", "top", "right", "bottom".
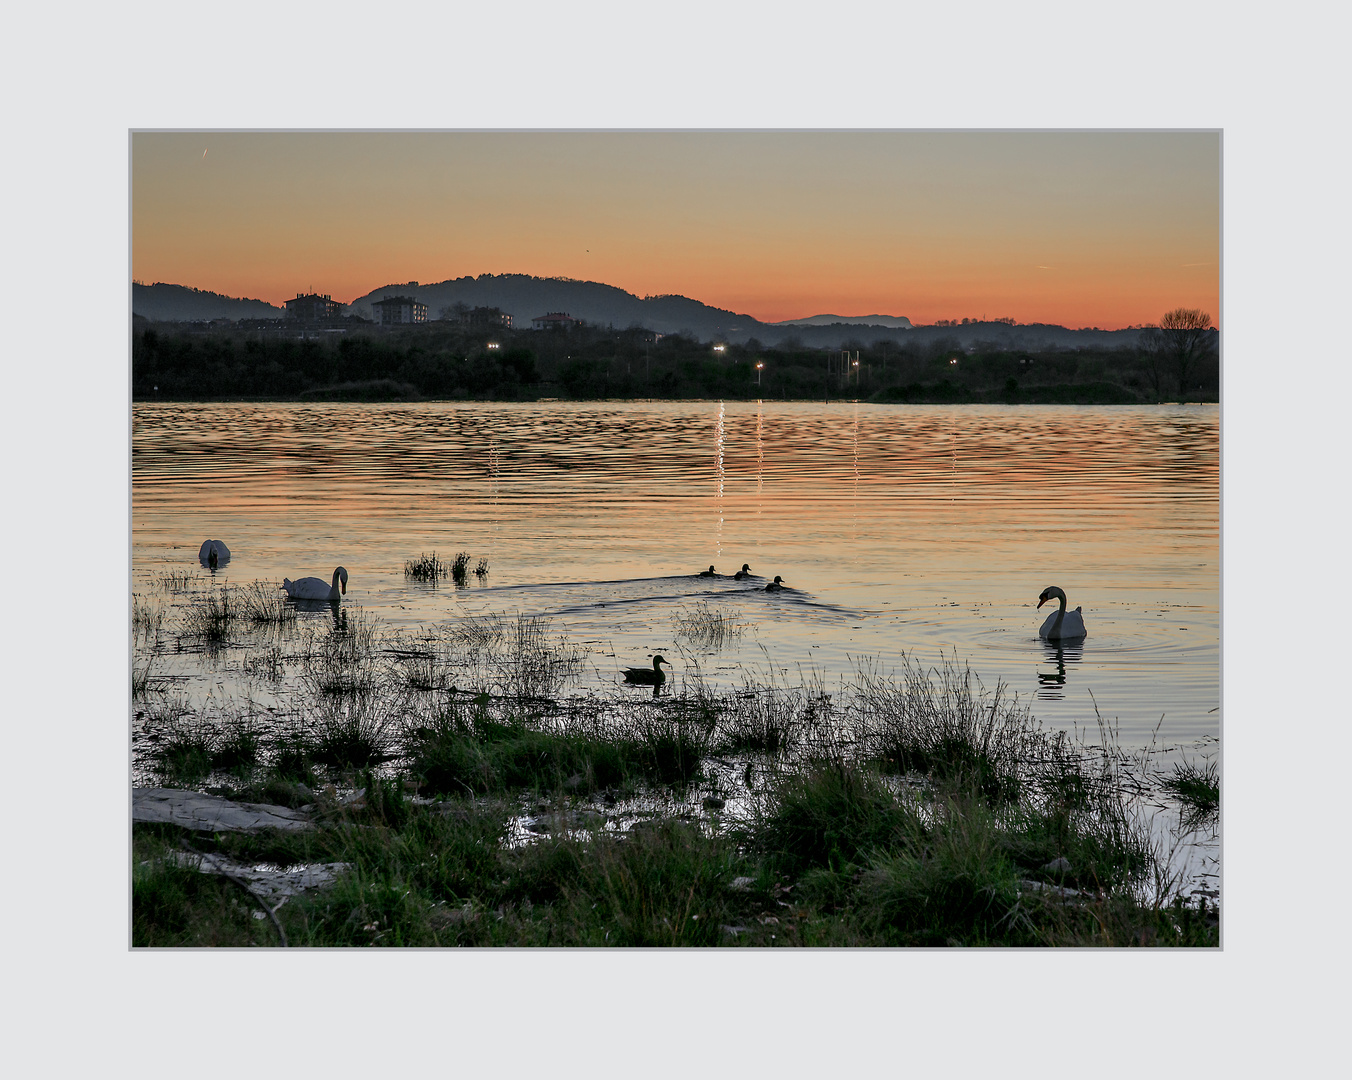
{"left": 622, "top": 655, "right": 670, "bottom": 685}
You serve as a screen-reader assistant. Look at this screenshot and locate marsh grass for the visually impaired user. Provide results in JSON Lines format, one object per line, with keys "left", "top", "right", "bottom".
{"left": 133, "top": 835, "right": 281, "bottom": 947}
{"left": 212, "top": 715, "right": 263, "bottom": 775}
{"left": 752, "top": 762, "right": 918, "bottom": 876}
{"left": 133, "top": 596, "right": 167, "bottom": 647}
{"left": 131, "top": 603, "right": 1217, "bottom": 947}
{"left": 236, "top": 582, "right": 298, "bottom": 627}
{"left": 674, "top": 603, "right": 743, "bottom": 651}
{"left": 395, "top": 649, "right": 443, "bottom": 691}
{"left": 1161, "top": 757, "right": 1219, "bottom": 815}
{"left": 132, "top": 660, "right": 153, "bottom": 699}
{"left": 134, "top": 731, "right": 1216, "bottom": 947}
{"left": 157, "top": 569, "right": 195, "bottom": 592}
{"left": 272, "top": 730, "right": 319, "bottom": 786}
{"left": 716, "top": 683, "right": 810, "bottom": 755}
{"left": 297, "top": 680, "right": 403, "bottom": 769}
{"left": 242, "top": 645, "right": 285, "bottom": 682}
{"left": 474, "top": 558, "right": 489, "bottom": 581}
{"left": 850, "top": 655, "right": 1039, "bottom": 803}
{"left": 631, "top": 710, "right": 712, "bottom": 786}
{"left": 180, "top": 587, "right": 237, "bottom": 648}
{"left": 450, "top": 552, "right": 471, "bottom": 586}
{"left": 746, "top": 757, "right": 1195, "bottom": 946}
{"left": 540, "top": 821, "right": 741, "bottom": 946}
{"left": 444, "top": 615, "right": 506, "bottom": 654}
{"left": 298, "top": 609, "right": 382, "bottom": 695}
{"left": 408, "top": 697, "right": 641, "bottom": 796}
{"left": 153, "top": 718, "right": 218, "bottom": 787}
{"left": 491, "top": 616, "right": 585, "bottom": 700}
{"left": 405, "top": 552, "right": 448, "bottom": 583}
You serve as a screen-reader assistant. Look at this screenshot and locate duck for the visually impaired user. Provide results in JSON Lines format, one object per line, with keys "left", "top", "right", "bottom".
{"left": 282, "top": 566, "right": 349, "bottom": 602}
{"left": 765, "top": 575, "right": 785, "bottom": 592}
{"left": 698, "top": 565, "right": 717, "bottom": 577}
{"left": 198, "top": 539, "right": 231, "bottom": 568}
{"left": 1037, "top": 585, "right": 1086, "bottom": 641}
{"left": 733, "top": 563, "right": 752, "bottom": 580}
{"left": 622, "top": 655, "right": 670, "bottom": 685}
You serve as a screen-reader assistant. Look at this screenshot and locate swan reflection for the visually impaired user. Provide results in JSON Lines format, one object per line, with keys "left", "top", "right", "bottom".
{"left": 1036, "top": 640, "right": 1084, "bottom": 700}
{"left": 288, "top": 596, "right": 346, "bottom": 630}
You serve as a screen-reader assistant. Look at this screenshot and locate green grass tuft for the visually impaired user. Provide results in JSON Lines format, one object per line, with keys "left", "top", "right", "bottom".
{"left": 1161, "top": 757, "right": 1219, "bottom": 814}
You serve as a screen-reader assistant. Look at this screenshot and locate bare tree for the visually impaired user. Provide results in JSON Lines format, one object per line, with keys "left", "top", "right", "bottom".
{"left": 1137, "top": 326, "right": 1167, "bottom": 400}
{"left": 1159, "top": 307, "right": 1216, "bottom": 397}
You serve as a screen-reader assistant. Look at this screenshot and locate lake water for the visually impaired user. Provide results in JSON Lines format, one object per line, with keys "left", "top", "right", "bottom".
{"left": 132, "top": 401, "right": 1219, "bottom": 761}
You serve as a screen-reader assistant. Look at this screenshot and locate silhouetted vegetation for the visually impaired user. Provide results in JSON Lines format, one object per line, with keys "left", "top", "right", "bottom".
{"left": 132, "top": 588, "right": 1219, "bottom": 947}
{"left": 133, "top": 319, "right": 1219, "bottom": 404}
{"left": 1140, "top": 308, "right": 1218, "bottom": 398}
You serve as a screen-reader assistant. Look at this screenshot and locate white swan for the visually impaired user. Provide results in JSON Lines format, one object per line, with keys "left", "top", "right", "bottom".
{"left": 199, "top": 539, "right": 230, "bottom": 568}
{"left": 282, "top": 566, "right": 348, "bottom": 602}
{"left": 1037, "top": 586, "right": 1086, "bottom": 641}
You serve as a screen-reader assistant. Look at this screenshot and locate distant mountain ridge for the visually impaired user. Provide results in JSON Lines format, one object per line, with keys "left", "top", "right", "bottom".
{"left": 133, "top": 275, "right": 1149, "bottom": 350}
{"left": 132, "top": 282, "right": 283, "bottom": 321}
{"left": 769, "top": 313, "right": 913, "bottom": 329}
{"left": 347, "top": 274, "right": 766, "bottom": 341}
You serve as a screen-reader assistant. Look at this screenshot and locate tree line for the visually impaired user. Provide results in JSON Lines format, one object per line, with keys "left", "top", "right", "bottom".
{"left": 132, "top": 308, "right": 1216, "bottom": 404}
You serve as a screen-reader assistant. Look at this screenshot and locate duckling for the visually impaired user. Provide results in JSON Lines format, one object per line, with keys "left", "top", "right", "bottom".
{"left": 765, "top": 575, "right": 785, "bottom": 592}
{"left": 698, "top": 565, "right": 717, "bottom": 577}
{"left": 733, "top": 563, "right": 752, "bottom": 580}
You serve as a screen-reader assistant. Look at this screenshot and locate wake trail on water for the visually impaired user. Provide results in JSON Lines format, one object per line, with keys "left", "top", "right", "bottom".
{"left": 458, "top": 574, "right": 866, "bottom": 623}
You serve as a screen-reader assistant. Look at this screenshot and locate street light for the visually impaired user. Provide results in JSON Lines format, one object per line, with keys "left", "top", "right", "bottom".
{"left": 756, "top": 361, "right": 764, "bottom": 385}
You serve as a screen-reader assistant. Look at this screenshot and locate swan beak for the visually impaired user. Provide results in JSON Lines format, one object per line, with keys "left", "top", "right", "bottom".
{"left": 341, "top": 582, "right": 347, "bottom": 595}
{"left": 1037, "top": 597, "right": 1047, "bottom": 609}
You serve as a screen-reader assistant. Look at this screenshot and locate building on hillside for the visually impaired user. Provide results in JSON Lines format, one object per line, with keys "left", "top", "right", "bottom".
{"left": 531, "top": 311, "right": 581, "bottom": 331}
{"left": 372, "top": 295, "right": 428, "bottom": 325}
{"left": 285, "top": 293, "right": 343, "bottom": 320}
{"left": 455, "top": 306, "right": 513, "bottom": 329}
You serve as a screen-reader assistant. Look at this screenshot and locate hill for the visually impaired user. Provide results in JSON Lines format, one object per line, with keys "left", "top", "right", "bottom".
{"left": 347, "top": 274, "right": 767, "bottom": 342}
{"left": 347, "top": 276, "right": 1145, "bottom": 349}
{"left": 132, "top": 282, "right": 284, "bottom": 322}
{"left": 131, "top": 274, "right": 1151, "bottom": 351}
{"left": 769, "top": 313, "right": 913, "bottom": 329}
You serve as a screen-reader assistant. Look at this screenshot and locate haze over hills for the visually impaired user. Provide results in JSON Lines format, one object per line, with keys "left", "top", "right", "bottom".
{"left": 768, "top": 314, "right": 913, "bottom": 329}
{"left": 133, "top": 275, "right": 1149, "bottom": 350}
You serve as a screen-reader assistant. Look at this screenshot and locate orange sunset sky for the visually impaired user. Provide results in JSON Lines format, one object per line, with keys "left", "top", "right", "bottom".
{"left": 132, "top": 131, "right": 1219, "bottom": 329}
